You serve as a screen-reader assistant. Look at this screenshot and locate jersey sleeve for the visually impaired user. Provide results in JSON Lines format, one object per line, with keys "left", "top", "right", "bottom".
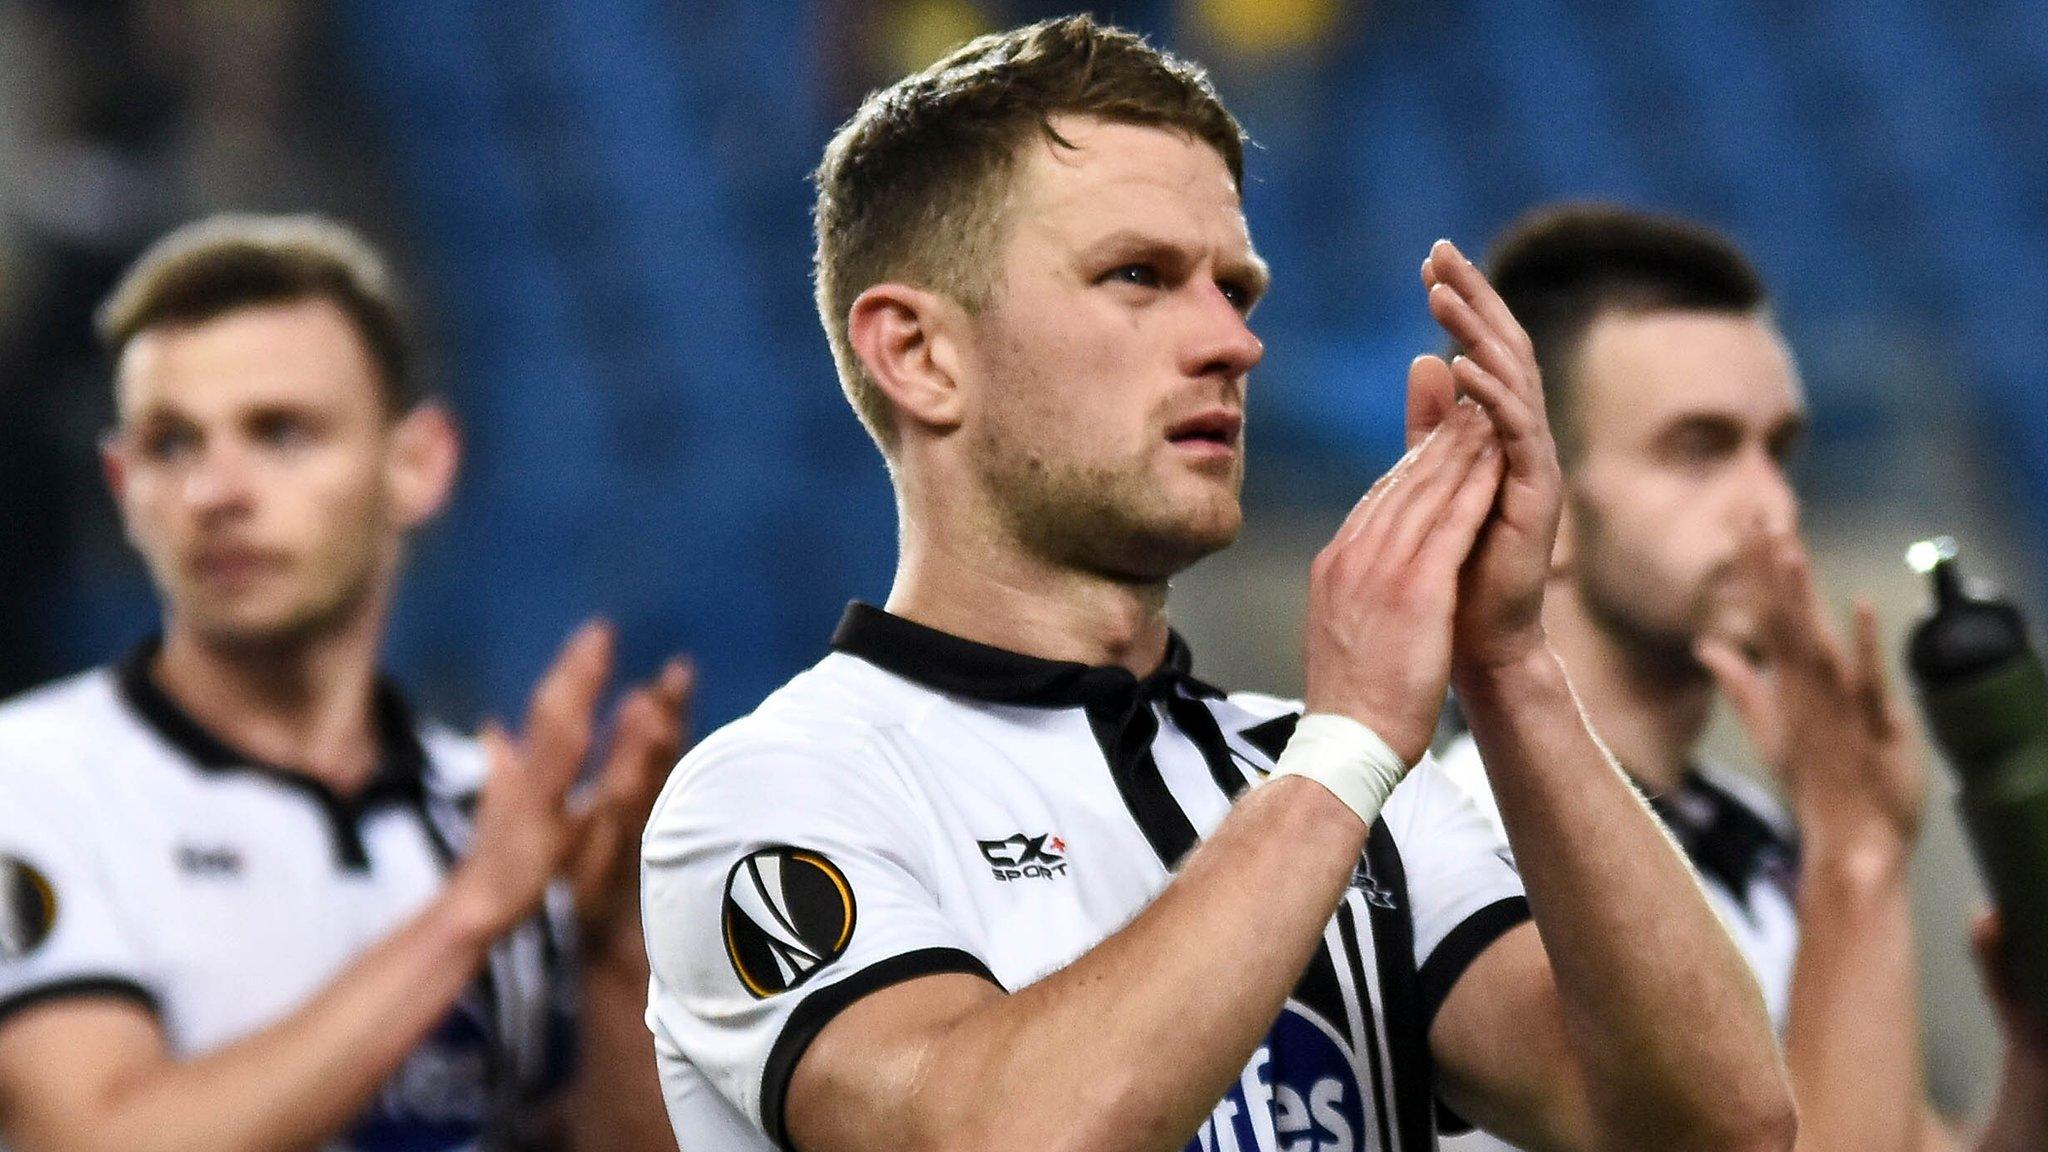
{"left": 0, "top": 759, "right": 157, "bottom": 1029}
{"left": 641, "top": 725, "right": 996, "bottom": 1150}
{"left": 1380, "top": 751, "right": 1529, "bottom": 1031}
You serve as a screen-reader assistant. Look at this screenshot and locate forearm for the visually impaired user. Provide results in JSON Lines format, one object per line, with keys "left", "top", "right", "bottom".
{"left": 570, "top": 927, "right": 678, "bottom": 1152}
{"left": 91, "top": 887, "right": 496, "bottom": 1152}
{"left": 1783, "top": 836, "right": 1925, "bottom": 1152}
{"left": 805, "top": 776, "right": 1368, "bottom": 1152}
{"left": 1457, "top": 647, "right": 1791, "bottom": 1152}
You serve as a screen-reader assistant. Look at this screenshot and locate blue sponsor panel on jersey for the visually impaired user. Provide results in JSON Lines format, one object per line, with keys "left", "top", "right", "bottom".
{"left": 345, "top": 1000, "right": 493, "bottom": 1152}
{"left": 1188, "top": 1003, "right": 1365, "bottom": 1152}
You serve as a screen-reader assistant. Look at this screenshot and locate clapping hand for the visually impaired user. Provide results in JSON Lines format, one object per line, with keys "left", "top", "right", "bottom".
{"left": 1416, "top": 240, "right": 1565, "bottom": 676}
{"left": 449, "top": 622, "right": 693, "bottom": 951}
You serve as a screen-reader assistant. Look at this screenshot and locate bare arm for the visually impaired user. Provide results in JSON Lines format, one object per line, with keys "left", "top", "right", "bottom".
{"left": 1447, "top": 648, "right": 1790, "bottom": 1152}
{"left": 0, "top": 623, "right": 668, "bottom": 1152}
{"left": 792, "top": 776, "right": 1372, "bottom": 1152}
{"left": 1697, "top": 536, "right": 1938, "bottom": 1152}
{"left": 0, "top": 885, "right": 500, "bottom": 1152}
{"left": 787, "top": 403, "right": 1509, "bottom": 1152}
{"left": 1416, "top": 239, "right": 1794, "bottom": 1152}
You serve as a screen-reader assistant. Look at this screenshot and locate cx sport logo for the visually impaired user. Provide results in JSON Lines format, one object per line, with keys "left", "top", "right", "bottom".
{"left": 976, "top": 833, "right": 1068, "bottom": 882}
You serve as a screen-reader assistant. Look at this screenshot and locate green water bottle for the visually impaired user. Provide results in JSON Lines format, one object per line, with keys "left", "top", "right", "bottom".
{"left": 1907, "top": 537, "right": 2048, "bottom": 1016}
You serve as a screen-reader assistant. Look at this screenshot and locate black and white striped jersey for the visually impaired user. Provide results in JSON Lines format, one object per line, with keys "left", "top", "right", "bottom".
{"left": 0, "top": 643, "right": 575, "bottom": 1152}
{"left": 643, "top": 603, "right": 1531, "bottom": 1152}
{"left": 1433, "top": 734, "right": 1801, "bottom": 1152}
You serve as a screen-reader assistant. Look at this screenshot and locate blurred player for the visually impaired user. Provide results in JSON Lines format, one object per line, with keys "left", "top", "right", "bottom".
{"left": 0, "top": 214, "right": 686, "bottom": 1152}
{"left": 641, "top": 17, "right": 1792, "bottom": 1152}
{"left": 1435, "top": 202, "right": 2036, "bottom": 1152}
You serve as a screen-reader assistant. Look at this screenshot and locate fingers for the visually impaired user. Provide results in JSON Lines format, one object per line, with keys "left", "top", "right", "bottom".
{"left": 1447, "top": 348, "right": 1551, "bottom": 483}
{"left": 1850, "top": 600, "right": 1905, "bottom": 738}
{"left": 522, "top": 620, "right": 616, "bottom": 798}
{"left": 1413, "top": 437, "right": 1505, "bottom": 576}
{"left": 1428, "top": 282, "right": 1528, "bottom": 408}
{"left": 1334, "top": 400, "right": 1478, "bottom": 547}
{"left": 1406, "top": 354, "right": 1459, "bottom": 450}
{"left": 1419, "top": 242, "right": 1558, "bottom": 505}
{"left": 1346, "top": 403, "right": 1496, "bottom": 563}
{"left": 1695, "top": 637, "right": 1785, "bottom": 769}
{"left": 1423, "top": 240, "right": 1539, "bottom": 390}
{"left": 599, "top": 657, "right": 693, "bottom": 800}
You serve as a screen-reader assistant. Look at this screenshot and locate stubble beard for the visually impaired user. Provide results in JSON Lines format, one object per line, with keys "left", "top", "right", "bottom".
{"left": 974, "top": 429, "right": 1242, "bottom": 584}
{"left": 172, "top": 536, "right": 388, "bottom": 660}
{"left": 1573, "top": 508, "right": 1720, "bottom": 688}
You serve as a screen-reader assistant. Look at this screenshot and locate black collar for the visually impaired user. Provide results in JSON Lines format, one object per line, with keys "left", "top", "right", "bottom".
{"left": 829, "top": 601, "right": 1222, "bottom": 709}
{"left": 1647, "top": 767, "right": 1799, "bottom": 911}
{"left": 116, "top": 638, "right": 429, "bottom": 811}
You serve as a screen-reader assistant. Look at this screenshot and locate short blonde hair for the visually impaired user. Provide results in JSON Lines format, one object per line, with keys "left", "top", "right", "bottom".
{"left": 812, "top": 15, "right": 1244, "bottom": 451}
{"left": 99, "top": 213, "right": 419, "bottom": 412}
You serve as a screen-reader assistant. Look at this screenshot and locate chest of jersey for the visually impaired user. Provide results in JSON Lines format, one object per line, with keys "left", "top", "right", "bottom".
{"left": 92, "top": 765, "right": 451, "bottom": 1051}
{"left": 876, "top": 703, "right": 1438, "bottom": 1152}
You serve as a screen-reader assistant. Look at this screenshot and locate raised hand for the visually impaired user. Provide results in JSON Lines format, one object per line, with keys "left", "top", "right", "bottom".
{"left": 567, "top": 657, "right": 693, "bottom": 957}
{"left": 1304, "top": 392, "right": 1502, "bottom": 764}
{"left": 448, "top": 621, "right": 617, "bottom": 938}
{"left": 1694, "top": 528, "right": 1927, "bottom": 855}
{"left": 1419, "top": 240, "right": 1565, "bottom": 674}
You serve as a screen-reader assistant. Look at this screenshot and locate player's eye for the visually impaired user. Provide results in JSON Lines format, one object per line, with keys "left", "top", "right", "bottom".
{"left": 1659, "top": 419, "right": 1740, "bottom": 469}
{"left": 249, "top": 413, "right": 316, "bottom": 451}
{"left": 1766, "top": 424, "right": 1807, "bottom": 466}
{"left": 1218, "top": 278, "right": 1253, "bottom": 312}
{"left": 1107, "top": 264, "right": 1162, "bottom": 290}
{"left": 138, "top": 425, "right": 200, "bottom": 463}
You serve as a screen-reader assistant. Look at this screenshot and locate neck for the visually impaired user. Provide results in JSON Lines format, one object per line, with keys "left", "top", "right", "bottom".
{"left": 152, "top": 599, "right": 391, "bottom": 796}
{"left": 1542, "top": 579, "right": 1714, "bottom": 793}
{"left": 887, "top": 501, "right": 1173, "bottom": 676}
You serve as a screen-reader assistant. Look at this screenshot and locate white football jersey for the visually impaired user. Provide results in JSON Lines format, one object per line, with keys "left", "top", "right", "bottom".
{"left": 643, "top": 604, "right": 1531, "bottom": 1152}
{"left": 1433, "top": 733, "right": 1800, "bottom": 1152}
{"left": 0, "top": 645, "right": 575, "bottom": 1152}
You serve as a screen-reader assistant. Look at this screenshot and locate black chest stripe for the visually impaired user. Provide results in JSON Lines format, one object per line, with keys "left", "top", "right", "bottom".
{"left": 1364, "top": 821, "right": 1435, "bottom": 1151}
{"left": 1163, "top": 694, "right": 1253, "bottom": 802}
{"left": 1083, "top": 699, "right": 1200, "bottom": 869}
{"left": 1336, "top": 900, "right": 1397, "bottom": 1152}
{"left": 1291, "top": 935, "right": 1353, "bottom": 1052}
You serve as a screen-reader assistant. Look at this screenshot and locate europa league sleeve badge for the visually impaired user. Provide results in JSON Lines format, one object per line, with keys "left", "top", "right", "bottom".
{"left": 722, "top": 847, "right": 856, "bottom": 998}
{"left": 0, "top": 855, "right": 58, "bottom": 962}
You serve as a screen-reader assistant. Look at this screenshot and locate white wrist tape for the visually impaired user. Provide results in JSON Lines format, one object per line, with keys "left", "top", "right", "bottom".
{"left": 1269, "top": 714, "right": 1412, "bottom": 826}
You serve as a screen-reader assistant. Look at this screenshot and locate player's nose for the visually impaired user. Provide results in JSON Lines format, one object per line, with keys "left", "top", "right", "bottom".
{"left": 1742, "top": 450, "right": 1799, "bottom": 536}
{"left": 182, "top": 444, "right": 258, "bottom": 517}
{"left": 1183, "top": 286, "right": 1263, "bottom": 380}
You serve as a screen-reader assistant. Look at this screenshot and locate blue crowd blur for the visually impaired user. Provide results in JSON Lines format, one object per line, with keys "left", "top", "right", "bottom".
{"left": 8, "top": 0, "right": 2047, "bottom": 728}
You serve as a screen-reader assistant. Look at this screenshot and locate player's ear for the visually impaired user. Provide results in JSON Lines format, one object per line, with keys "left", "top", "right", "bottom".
{"left": 99, "top": 429, "right": 129, "bottom": 505}
{"left": 848, "top": 283, "right": 967, "bottom": 435}
{"left": 387, "top": 402, "right": 460, "bottom": 530}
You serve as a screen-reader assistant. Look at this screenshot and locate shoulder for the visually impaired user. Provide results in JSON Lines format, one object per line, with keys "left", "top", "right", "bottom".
{"left": 0, "top": 669, "right": 139, "bottom": 794}
{"left": 0, "top": 668, "right": 128, "bottom": 750}
{"left": 648, "top": 654, "right": 935, "bottom": 834}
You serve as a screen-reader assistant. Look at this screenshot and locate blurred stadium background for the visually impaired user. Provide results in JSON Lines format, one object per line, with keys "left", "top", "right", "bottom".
{"left": 3, "top": 0, "right": 2043, "bottom": 1119}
